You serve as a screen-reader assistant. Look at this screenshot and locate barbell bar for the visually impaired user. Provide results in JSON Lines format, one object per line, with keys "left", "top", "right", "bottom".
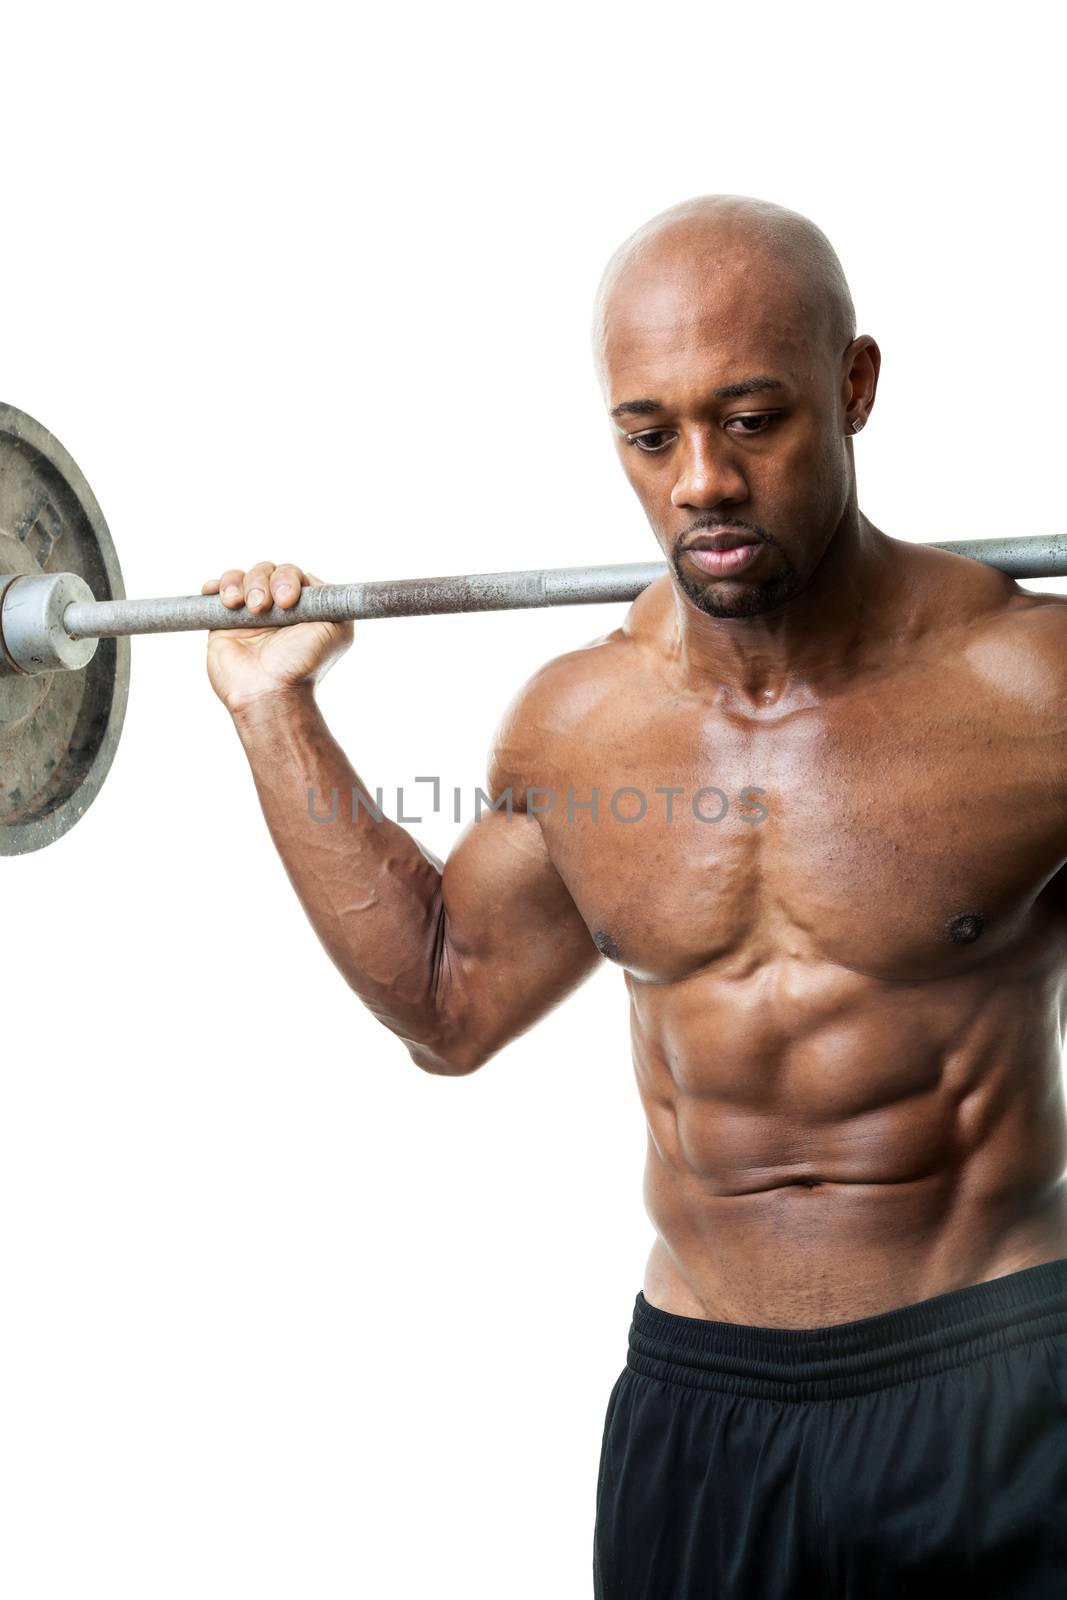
{"left": 7, "top": 534, "right": 1067, "bottom": 672}
{"left": 3, "top": 398, "right": 1067, "bottom": 857}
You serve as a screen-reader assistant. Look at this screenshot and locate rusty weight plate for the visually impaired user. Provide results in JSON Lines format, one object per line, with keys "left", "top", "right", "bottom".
{"left": 0, "top": 403, "right": 128, "bottom": 854}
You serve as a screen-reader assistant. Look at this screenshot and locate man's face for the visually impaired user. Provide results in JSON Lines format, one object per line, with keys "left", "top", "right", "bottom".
{"left": 600, "top": 248, "right": 855, "bottom": 619}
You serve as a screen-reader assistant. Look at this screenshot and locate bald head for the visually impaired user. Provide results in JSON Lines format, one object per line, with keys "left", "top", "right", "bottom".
{"left": 592, "top": 194, "right": 856, "bottom": 387}
{"left": 590, "top": 195, "right": 879, "bottom": 624}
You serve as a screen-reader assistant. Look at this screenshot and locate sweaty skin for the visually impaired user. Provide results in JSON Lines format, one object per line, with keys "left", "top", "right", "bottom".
{"left": 206, "top": 196, "right": 1067, "bottom": 1329}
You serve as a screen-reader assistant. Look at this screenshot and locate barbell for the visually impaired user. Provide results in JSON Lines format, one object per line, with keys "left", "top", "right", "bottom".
{"left": 3, "top": 400, "right": 1067, "bottom": 857}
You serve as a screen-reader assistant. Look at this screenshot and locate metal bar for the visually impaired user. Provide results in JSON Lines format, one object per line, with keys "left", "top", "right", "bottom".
{"left": 924, "top": 534, "right": 1067, "bottom": 576}
{"left": 61, "top": 563, "right": 671, "bottom": 639}
{"left": 58, "top": 535, "right": 1067, "bottom": 643}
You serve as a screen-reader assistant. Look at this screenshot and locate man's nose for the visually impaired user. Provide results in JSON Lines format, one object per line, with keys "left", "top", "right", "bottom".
{"left": 670, "top": 430, "right": 748, "bottom": 510}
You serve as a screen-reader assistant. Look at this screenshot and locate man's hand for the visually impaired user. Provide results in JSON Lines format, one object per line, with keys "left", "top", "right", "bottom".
{"left": 201, "top": 560, "right": 354, "bottom": 713}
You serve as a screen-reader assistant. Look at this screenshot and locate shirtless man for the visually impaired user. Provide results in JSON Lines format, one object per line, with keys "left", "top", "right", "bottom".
{"left": 202, "top": 196, "right": 1067, "bottom": 1597}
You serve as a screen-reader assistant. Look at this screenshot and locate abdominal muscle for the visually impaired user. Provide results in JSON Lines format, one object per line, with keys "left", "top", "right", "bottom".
{"left": 634, "top": 964, "right": 1067, "bottom": 1329}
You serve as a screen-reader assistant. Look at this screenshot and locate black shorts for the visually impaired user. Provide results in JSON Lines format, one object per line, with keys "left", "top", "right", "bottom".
{"left": 593, "top": 1258, "right": 1067, "bottom": 1598}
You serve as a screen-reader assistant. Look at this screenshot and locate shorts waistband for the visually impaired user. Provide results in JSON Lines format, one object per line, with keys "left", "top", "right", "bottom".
{"left": 625, "top": 1258, "right": 1067, "bottom": 1401}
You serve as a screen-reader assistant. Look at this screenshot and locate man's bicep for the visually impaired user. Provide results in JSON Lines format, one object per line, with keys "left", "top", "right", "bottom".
{"left": 430, "top": 805, "right": 602, "bottom": 1070}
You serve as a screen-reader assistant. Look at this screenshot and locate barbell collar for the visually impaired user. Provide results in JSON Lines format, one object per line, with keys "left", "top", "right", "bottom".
{"left": 0, "top": 572, "right": 99, "bottom": 675}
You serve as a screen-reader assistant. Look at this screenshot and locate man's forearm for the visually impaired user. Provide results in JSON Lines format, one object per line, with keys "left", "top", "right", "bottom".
{"left": 230, "top": 686, "right": 454, "bottom": 1067}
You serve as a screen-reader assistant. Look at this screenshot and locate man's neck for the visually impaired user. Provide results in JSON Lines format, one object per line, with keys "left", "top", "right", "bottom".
{"left": 668, "top": 510, "right": 896, "bottom": 711}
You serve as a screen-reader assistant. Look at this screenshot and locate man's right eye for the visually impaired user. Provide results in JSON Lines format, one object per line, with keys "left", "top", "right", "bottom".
{"left": 625, "top": 430, "right": 676, "bottom": 454}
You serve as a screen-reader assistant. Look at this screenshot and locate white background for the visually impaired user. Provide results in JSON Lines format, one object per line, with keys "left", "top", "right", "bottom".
{"left": 2, "top": 3, "right": 1065, "bottom": 1595}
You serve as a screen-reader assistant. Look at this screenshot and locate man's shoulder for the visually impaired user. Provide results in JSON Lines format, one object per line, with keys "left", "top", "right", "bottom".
{"left": 500, "top": 572, "right": 671, "bottom": 728}
{"left": 926, "top": 550, "right": 1067, "bottom": 711}
{"left": 486, "top": 576, "right": 670, "bottom": 799}
{"left": 979, "top": 584, "right": 1067, "bottom": 695}
{"left": 886, "top": 533, "right": 1067, "bottom": 670}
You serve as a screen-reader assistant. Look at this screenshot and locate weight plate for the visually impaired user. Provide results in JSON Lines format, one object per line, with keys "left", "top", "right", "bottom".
{"left": 0, "top": 403, "right": 128, "bottom": 854}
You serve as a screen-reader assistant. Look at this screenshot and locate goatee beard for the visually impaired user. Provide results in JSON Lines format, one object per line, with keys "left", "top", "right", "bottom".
{"left": 670, "top": 549, "right": 803, "bottom": 619}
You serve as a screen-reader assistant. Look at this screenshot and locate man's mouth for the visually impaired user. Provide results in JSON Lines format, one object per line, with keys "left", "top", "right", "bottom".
{"left": 685, "top": 530, "right": 758, "bottom": 552}
{"left": 682, "top": 532, "right": 762, "bottom": 577}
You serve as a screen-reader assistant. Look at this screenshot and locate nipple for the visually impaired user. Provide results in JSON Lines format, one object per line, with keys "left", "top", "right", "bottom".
{"left": 946, "top": 912, "right": 985, "bottom": 945}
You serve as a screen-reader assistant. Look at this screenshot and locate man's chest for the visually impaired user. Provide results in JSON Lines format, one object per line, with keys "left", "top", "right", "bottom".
{"left": 537, "top": 670, "right": 1067, "bottom": 984}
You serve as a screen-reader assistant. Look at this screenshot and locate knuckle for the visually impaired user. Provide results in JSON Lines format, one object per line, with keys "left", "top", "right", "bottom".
{"left": 272, "top": 563, "right": 301, "bottom": 603}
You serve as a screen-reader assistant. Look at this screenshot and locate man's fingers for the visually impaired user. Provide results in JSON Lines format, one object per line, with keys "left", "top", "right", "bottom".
{"left": 269, "top": 563, "right": 305, "bottom": 607}
{"left": 242, "top": 561, "right": 277, "bottom": 614}
{"left": 202, "top": 563, "right": 324, "bottom": 609}
{"left": 211, "top": 567, "right": 249, "bottom": 608}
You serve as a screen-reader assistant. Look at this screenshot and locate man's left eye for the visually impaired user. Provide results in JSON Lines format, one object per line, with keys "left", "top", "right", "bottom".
{"left": 728, "top": 414, "right": 776, "bottom": 434}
